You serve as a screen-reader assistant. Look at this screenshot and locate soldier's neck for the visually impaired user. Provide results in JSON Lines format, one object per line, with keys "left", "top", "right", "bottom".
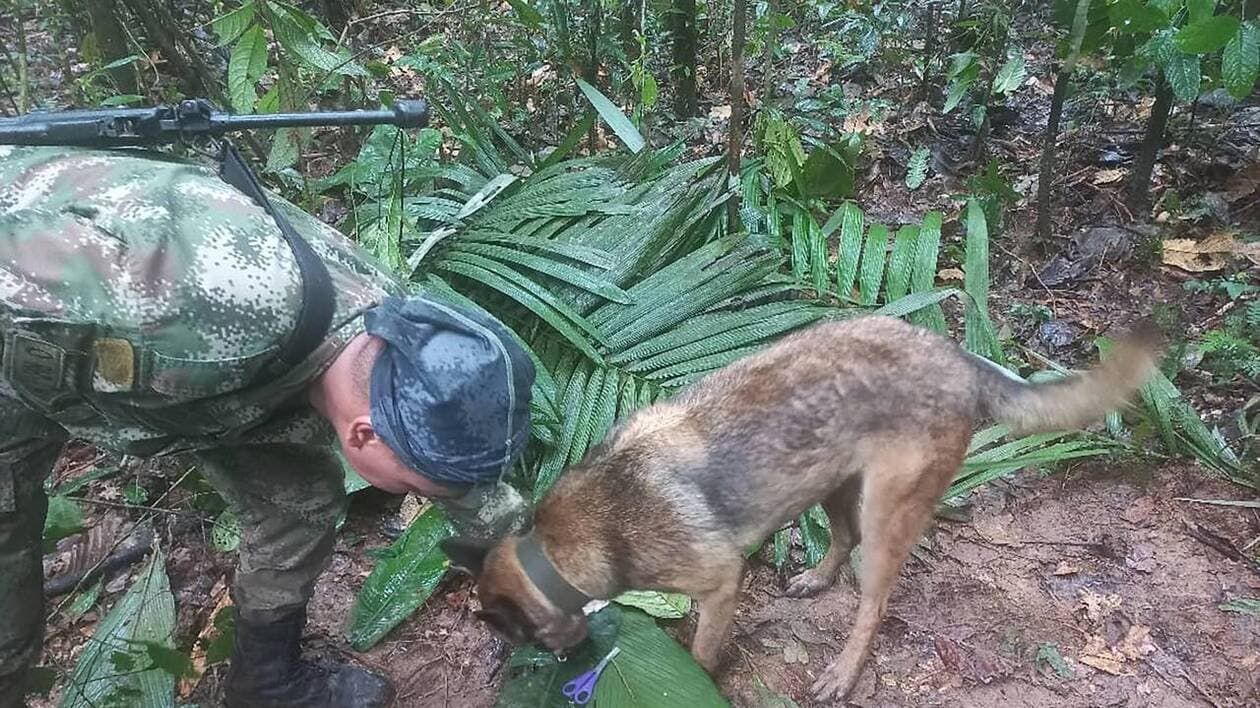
{"left": 308, "top": 332, "right": 374, "bottom": 425}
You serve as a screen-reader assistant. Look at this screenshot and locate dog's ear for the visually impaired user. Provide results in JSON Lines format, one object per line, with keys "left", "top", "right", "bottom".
{"left": 440, "top": 537, "right": 491, "bottom": 576}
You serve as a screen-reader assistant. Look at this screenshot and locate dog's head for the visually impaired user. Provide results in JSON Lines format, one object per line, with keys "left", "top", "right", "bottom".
{"left": 440, "top": 536, "right": 590, "bottom": 653}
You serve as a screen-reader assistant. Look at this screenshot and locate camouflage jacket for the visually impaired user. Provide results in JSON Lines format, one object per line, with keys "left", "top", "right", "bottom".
{"left": 0, "top": 145, "right": 405, "bottom": 456}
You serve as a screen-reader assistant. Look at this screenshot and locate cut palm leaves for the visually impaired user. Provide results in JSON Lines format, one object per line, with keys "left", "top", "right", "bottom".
{"left": 577, "top": 77, "right": 647, "bottom": 153}
{"left": 496, "top": 605, "right": 728, "bottom": 708}
{"left": 345, "top": 506, "right": 453, "bottom": 651}
{"left": 60, "top": 545, "right": 177, "bottom": 708}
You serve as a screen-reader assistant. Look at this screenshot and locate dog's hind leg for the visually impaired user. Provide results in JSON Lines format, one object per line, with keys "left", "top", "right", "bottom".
{"left": 810, "top": 437, "right": 967, "bottom": 704}
{"left": 688, "top": 558, "right": 745, "bottom": 674}
{"left": 784, "top": 474, "right": 862, "bottom": 597}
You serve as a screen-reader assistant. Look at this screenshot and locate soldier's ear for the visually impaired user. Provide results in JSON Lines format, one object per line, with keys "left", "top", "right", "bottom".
{"left": 440, "top": 537, "right": 492, "bottom": 577}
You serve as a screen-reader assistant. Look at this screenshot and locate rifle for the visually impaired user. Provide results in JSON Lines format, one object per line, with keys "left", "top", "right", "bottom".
{"left": 0, "top": 97, "right": 431, "bottom": 380}
{"left": 0, "top": 97, "right": 429, "bottom": 147}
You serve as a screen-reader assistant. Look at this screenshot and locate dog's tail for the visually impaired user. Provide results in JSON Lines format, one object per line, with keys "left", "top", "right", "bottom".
{"left": 971, "top": 320, "right": 1163, "bottom": 436}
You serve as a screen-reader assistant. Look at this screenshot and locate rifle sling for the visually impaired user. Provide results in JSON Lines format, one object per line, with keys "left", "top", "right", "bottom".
{"left": 217, "top": 140, "right": 335, "bottom": 381}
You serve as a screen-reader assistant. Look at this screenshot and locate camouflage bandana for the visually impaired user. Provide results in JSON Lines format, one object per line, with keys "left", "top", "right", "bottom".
{"left": 363, "top": 294, "right": 534, "bottom": 487}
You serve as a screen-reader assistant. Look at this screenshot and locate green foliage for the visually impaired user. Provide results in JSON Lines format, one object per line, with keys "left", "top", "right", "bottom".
{"left": 613, "top": 590, "right": 692, "bottom": 618}
{"left": 345, "top": 505, "right": 453, "bottom": 651}
{"left": 211, "top": 509, "right": 241, "bottom": 553}
{"left": 60, "top": 547, "right": 176, "bottom": 708}
{"left": 1198, "top": 302, "right": 1260, "bottom": 381}
{"left": 497, "top": 605, "right": 728, "bottom": 707}
{"left": 43, "top": 495, "right": 84, "bottom": 551}
{"left": 905, "top": 147, "right": 930, "bottom": 190}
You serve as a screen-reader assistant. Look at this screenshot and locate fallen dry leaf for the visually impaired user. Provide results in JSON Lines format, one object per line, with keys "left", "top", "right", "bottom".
{"left": 1118, "top": 624, "right": 1157, "bottom": 660}
{"left": 1079, "top": 635, "right": 1127, "bottom": 675}
{"left": 1079, "top": 589, "right": 1123, "bottom": 623}
{"left": 1093, "top": 168, "right": 1125, "bottom": 185}
{"left": 709, "top": 104, "right": 732, "bottom": 120}
{"left": 1161, "top": 232, "right": 1256, "bottom": 273}
{"left": 179, "top": 578, "right": 233, "bottom": 698}
{"left": 937, "top": 267, "right": 965, "bottom": 282}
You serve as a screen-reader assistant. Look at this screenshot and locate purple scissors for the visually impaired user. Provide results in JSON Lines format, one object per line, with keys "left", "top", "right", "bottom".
{"left": 561, "top": 646, "right": 621, "bottom": 705}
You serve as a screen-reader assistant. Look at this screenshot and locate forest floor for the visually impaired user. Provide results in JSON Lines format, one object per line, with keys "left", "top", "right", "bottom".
{"left": 14, "top": 5, "right": 1260, "bottom": 708}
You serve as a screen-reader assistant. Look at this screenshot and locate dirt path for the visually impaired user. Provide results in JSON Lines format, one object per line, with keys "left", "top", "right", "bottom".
{"left": 294, "top": 462, "right": 1259, "bottom": 708}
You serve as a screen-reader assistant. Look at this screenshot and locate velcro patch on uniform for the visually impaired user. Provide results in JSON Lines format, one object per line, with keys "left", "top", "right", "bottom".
{"left": 9, "top": 333, "right": 66, "bottom": 397}
{"left": 93, "top": 337, "right": 135, "bottom": 391}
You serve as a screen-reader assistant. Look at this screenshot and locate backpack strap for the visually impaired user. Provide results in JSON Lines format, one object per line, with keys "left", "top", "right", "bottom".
{"left": 216, "top": 140, "right": 336, "bottom": 380}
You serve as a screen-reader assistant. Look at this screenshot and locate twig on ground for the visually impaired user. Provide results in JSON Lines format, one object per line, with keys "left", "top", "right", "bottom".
{"left": 1183, "top": 519, "right": 1260, "bottom": 578}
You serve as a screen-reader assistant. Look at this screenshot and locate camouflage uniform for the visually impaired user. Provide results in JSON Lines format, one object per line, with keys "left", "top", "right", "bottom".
{"left": 0, "top": 145, "right": 523, "bottom": 705}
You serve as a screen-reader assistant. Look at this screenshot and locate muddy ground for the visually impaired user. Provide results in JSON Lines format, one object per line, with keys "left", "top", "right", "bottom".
{"left": 11, "top": 3, "right": 1260, "bottom": 707}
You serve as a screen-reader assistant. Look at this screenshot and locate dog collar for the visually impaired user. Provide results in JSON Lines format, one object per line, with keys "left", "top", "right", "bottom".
{"left": 515, "top": 532, "right": 591, "bottom": 614}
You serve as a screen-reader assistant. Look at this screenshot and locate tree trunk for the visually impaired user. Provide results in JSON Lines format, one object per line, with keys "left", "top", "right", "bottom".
{"left": 761, "top": 0, "right": 778, "bottom": 104}
{"left": 15, "top": 3, "right": 29, "bottom": 112}
{"left": 1035, "top": 0, "right": 1091, "bottom": 244}
{"left": 726, "top": 0, "right": 748, "bottom": 229}
{"left": 672, "top": 0, "right": 698, "bottom": 117}
{"left": 620, "top": 0, "right": 639, "bottom": 63}
{"left": 919, "top": 2, "right": 937, "bottom": 102}
{"left": 85, "top": 0, "right": 137, "bottom": 94}
{"left": 118, "top": 0, "right": 215, "bottom": 98}
{"left": 585, "top": 0, "right": 601, "bottom": 151}
{"left": 1127, "top": 74, "right": 1174, "bottom": 210}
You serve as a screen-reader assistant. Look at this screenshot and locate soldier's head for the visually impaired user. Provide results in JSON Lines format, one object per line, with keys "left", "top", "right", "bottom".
{"left": 316, "top": 294, "right": 534, "bottom": 500}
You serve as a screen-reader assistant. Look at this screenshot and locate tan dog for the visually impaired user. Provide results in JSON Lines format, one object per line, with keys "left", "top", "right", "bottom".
{"left": 442, "top": 315, "right": 1161, "bottom": 703}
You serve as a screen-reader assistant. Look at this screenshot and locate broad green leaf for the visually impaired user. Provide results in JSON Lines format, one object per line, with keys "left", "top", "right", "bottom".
{"left": 963, "top": 199, "right": 1001, "bottom": 362}
{"left": 66, "top": 580, "right": 103, "bottom": 621}
{"left": 858, "top": 224, "right": 888, "bottom": 306}
{"left": 1111, "top": 0, "right": 1170, "bottom": 34}
{"left": 210, "top": 1, "right": 256, "bottom": 46}
{"left": 1167, "top": 50, "right": 1202, "bottom": 100}
{"left": 1187, "top": 0, "right": 1216, "bottom": 24}
{"left": 228, "top": 25, "right": 267, "bottom": 114}
{"left": 505, "top": 0, "right": 543, "bottom": 27}
{"left": 834, "top": 202, "right": 864, "bottom": 298}
{"left": 498, "top": 605, "right": 728, "bottom": 707}
{"left": 884, "top": 225, "right": 919, "bottom": 302}
{"left": 43, "top": 495, "right": 83, "bottom": 549}
{"left": 1175, "top": 15, "right": 1240, "bottom": 54}
{"left": 910, "top": 211, "right": 946, "bottom": 332}
{"left": 905, "top": 147, "right": 930, "bottom": 190}
{"left": 266, "top": 127, "right": 300, "bottom": 172}
{"left": 613, "top": 590, "right": 692, "bottom": 618}
{"left": 944, "top": 53, "right": 979, "bottom": 113}
{"left": 798, "top": 505, "right": 831, "bottom": 567}
{"left": 576, "top": 77, "right": 646, "bottom": 153}
{"left": 210, "top": 509, "right": 240, "bottom": 553}
{"left": 140, "top": 642, "right": 198, "bottom": 679}
{"left": 1223, "top": 22, "right": 1260, "bottom": 99}
{"left": 99, "top": 94, "right": 143, "bottom": 107}
{"left": 345, "top": 506, "right": 452, "bottom": 651}
{"left": 267, "top": 1, "right": 367, "bottom": 76}
{"left": 797, "top": 137, "right": 861, "bottom": 200}
{"left": 60, "top": 546, "right": 175, "bottom": 708}
{"left": 772, "top": 527, "right": 791, "bottom": 568}
{"left": 993, "top": 54, "right": 1028, "bottom": 94}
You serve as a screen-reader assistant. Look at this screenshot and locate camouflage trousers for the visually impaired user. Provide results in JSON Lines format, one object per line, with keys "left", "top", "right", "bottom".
{"left": 0, "top": 398, "right": 348, "bottom": 708}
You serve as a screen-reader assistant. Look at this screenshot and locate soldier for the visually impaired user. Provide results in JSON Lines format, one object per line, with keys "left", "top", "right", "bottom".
{"left": 0, "top": 144, "right": 535, "bottom": 708}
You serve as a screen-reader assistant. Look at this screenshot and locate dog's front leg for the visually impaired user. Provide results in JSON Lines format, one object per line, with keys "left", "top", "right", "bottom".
{"left": 688, "top": 563, "right": 744, "bottom": 674}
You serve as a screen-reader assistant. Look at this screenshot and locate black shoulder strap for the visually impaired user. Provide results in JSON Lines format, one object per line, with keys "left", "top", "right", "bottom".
{"left": 216, "top": 140, "right": 335, "bottom": 377}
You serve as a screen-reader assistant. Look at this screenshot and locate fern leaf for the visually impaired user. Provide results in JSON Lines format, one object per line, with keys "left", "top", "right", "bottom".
{"left": 905, "top": 147, "right": 930, "bottom": 190}
{"left": 834, "top": 202, "right": 865, "bottom": 299}
{"left": 885, "top": 225, "right": 919, "bottom": 303}
{"left": 910, "top": 211, "right": 946, "bottom": 332}
{"left": 858, "top": 224, "right": 889, "bottom": 306}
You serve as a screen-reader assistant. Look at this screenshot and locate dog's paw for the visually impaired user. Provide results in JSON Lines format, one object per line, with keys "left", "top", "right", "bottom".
{"left": 784, "top": 568, "right": 834, "bottom": 598}
{"left": 810, "top": 672, "right": 845, "bottom": 704}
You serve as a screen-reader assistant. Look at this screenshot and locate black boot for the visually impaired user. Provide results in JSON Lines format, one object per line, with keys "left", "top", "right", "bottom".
{"left": 223, "top": 607, "right": 394, "bottom": 708}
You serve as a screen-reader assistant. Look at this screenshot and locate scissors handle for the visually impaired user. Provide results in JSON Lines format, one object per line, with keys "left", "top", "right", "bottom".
{"left": 562, "top": 672, "right": 597, "bottom": 705}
